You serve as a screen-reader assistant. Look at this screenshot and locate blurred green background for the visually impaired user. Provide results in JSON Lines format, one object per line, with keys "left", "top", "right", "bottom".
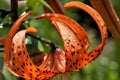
{"left": 0, "top": 0, "right": 120, "bottom": 80}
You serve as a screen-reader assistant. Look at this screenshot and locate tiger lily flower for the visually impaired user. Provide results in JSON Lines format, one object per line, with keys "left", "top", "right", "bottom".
{"left": 4, "top": 1, "right": 107, "bottom": 80}
{"left": 36, "top": 1, "right": 107, "bottom": 78}
{"left": 3, "top": 12, "right": 58, "bottom": 80}
{"left": 36, "top": 1, "right": 107, "bottom": 72}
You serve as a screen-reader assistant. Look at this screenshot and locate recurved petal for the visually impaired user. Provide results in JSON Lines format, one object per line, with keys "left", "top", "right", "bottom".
{"left": 36, "top": 14, "right": 89, "bottom": 71}
{"left": 11, "top": 27, "right": 55, "bottom": 79}
{"left": 36, "top": 13, "right": 89, "bottom": 50}
{"left": 4, "top": 12, "right": 31, "bottom": 77}
{"left": 64, "top": 1, "right": 108, "bottom": 67}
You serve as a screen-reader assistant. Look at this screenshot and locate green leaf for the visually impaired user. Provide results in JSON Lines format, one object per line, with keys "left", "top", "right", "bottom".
{"left": 26, "top": 0, "right": 39, "bottom": 10}
{"left": 26, "top": 0, "right": 54, "bottom": 12}
{"left": 0, "top": 27, "right": 10, "bottom": 37}
{"left": 39, "top": 0, "right": 54, "bottom": 12}
{"left": 26, "top": 36, "right": 44, "bottom": 54}
{"left": 2, "top": 65, "right": 19, "bottom": 80}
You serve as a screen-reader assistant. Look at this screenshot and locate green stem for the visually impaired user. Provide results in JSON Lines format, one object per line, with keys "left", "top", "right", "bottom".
{"left": 27, "top": 33, "right": 58, "bottom": 50}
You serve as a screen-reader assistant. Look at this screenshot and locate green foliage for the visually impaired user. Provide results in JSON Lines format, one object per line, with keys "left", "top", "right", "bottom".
{"left": 2, "top": 65, "right": 19, "bottom": 80}
{"left": 39, "top": 0, "right": 54, "bottom": 12}
{"left": 26, "top": 0, "right": 54, "bottom": 12}
{"left": 26, "top": 0, "right": 39, "bottom": 10}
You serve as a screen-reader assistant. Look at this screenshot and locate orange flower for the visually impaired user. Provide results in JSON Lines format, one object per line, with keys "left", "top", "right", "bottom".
{"left": 4, "top": 1, "right": 107, "bottom": 80}
{"left": 3, "top": 12, "right": 57, "bottom": 80}
{"left": 36, "top": 1, "right": 107, "bottom": 71}
{"left": 10, "top": 28, "right": 57, "bottom": 79}
{"left": 36, "top": 1, "right": 107, "bottom": 79}
{"left": 4, "top": 12, "right": 31, "bottom": 77}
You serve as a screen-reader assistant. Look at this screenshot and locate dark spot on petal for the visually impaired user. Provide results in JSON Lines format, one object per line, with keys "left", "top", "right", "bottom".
{"left": 12, "top": 43, "right": 14, "bottom": 46}
{"left": 91, "top": 55, "right": 94, "bottom": 57}
{"left": 81, "top": 45, "right": 84, "bottom": 48}
{"left": 76, "top": 66, "right": 78, "bottom": 70}
{"left": 23, "top": 51, "right": 25, "bottom": 54}
{"left": 21, "top": 65, "right": 24, "bottom": 68}
{"left": 14, "top": 69, "right": 17, "bottom": 72}
{"left": 76, "top": 59, "right": 78, "bottom": 62}
{"left": 30, "top": 73, "right": 32, "bottom": 76}
{"left": 67, "top": 42, "right": 69, "bottom": 44}
{"left": 18, "top": 51, "right": 21, "bottom": 56}
{"left": 71, "top": 51, "right": 75, "bottom": 56}
{"left": 85, "top": 58, "right": 88, "bottom": 61}
{"left": 98, "top": 49, "right": 101, "bottom": 52}
{"left": 71, "top": 45, "right": 75, "bottom": 48}
{"left": 67, "top": 58, "right": 69, "bottom": 61}
{"left": 79, "top": 39, "right": 81, "bottom": 42}
{"left": 68, "top": 39, "right": 70, "bottom": 42}
{"left": 77, "top": 43, "right": 80, "bottom": 46}
{"left": 74, "top": 32, "right": 77, "bottom": 35}
{"left": 37, "top": 74, "right": 41, "bottom": 77}
{"left": 26, "top": 55, "right": 29, "bottom": 58}
{"left": 26, "top": 59, "right": 28, "bottom": 61}
{"left": 66, "top": 62, "right": 68, "bottom": 65}
{"left": 17, "top": 46, "right": 20, "bottom": 49}
{"left": 37, "top": 68, "right": 40, "bottom": 71}
{"left": 84, "top": 51, "right": 86, "bottom": 54}
{"left": 23, "top": 62, "right": 25, "bottom": 66}
{"left": 22, "top": 71, "right": 25, "bottom": 73}
{"left": 26, "top": 62, "right": 28, "bottom": 65}
{"left": 73, "top": 62, "right": 76, "bottom": 66}
{"left": 43, "top": 71, "right": 46, "bottom": 73}
{"left": 65, "top": 49, "right": 68, "bottom": 52}
{"left": 21, "top": 74, "right": 24, "bottom": 76}
{"left": 76, "top": 51, "right": 79, "bottom": 54}
{"left": 17, "top": 68, "right": 19, "bottom": 71}
{"left": 35, "top": 78, "right": 39, "bottom": 80}
{"left": 87, "top": 59, "right": 89, "bottom": 61}
{"left": 35, "top": 70, "right": 38, "bottom": 73}
{"left": 13, "top": 57, "right": 15, "bottom": 60}
{"left": 30, "top": 69, "right": 32, "bottom": 71}
{"left": 11, "top": 48, "right": 14, "bottom": 52}
{"left": 13, "top": 62, "right": 15, "bottom": 66}
{"left": 29, "top": 62, "right": 32, "bottom": 66}
{"left": 95, "top": 50, "right": 97, "bottom": 52}
{"left": 52, "top": 72, "right": 55, "bottom": 74}
{"left": 70, "top": 65, "right": 72, "bottom": 68}
{"left": 82, "top": 59, "right": 84, "bottom": 61}
{"left": 30, "top": 75, "right": 32, "bottom": 78}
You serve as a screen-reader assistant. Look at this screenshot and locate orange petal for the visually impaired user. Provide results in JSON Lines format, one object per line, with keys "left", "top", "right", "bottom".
{"left": 39, "top": 48, "right": 66, "bottom": 73}
{"left": 36, "top": 14, "right": 89, "bottom": 50}
{"left": 52, "top": 21, "right": 87, "bottom": 71}
{"left": 64, "top": 1, "right": 107, "bottom": 44}
{"left": 36, "top": 13, "right": 89, "bottom": 71}
{"left": 4, "top": 12, "right": 31, "bottom": 77}
{"left": 26, "top": 27, "right": 37, "bottom": 33}
{"left": 52, "top": 48, "right": 66, "bottom": 73}
{"left": 64, "top": 1, "right": 108, "bottom": 67}
{"left": 11, "top": 28, "right": 55, "bottom": 79}
{"left": 90, "top": 0, "right": 120, "bottom": 42}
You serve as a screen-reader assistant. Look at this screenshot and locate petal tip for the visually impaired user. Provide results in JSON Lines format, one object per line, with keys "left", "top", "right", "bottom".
{"left": 26, "top": 27, "right": 37, "bottom": 33}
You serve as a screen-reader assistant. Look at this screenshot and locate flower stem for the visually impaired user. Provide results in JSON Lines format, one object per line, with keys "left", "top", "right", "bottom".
{"left": 11, "top": 0, "right": 18, "bottom": 21}
{"left": 27, "top": 33, "right": 58, "bottom": 50}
